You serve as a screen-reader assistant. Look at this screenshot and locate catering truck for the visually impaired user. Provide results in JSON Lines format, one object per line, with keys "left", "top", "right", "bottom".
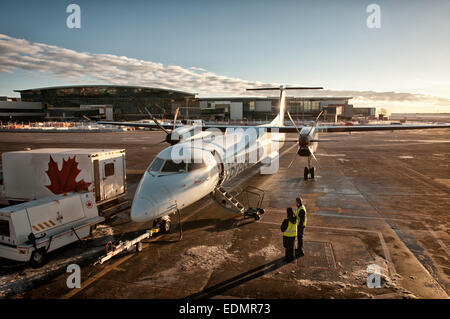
{"left": 1, "top": 148, "right": 126, "bottom": 208}
{"left": 0, "top": 192, "right": 104, "bottom": 267}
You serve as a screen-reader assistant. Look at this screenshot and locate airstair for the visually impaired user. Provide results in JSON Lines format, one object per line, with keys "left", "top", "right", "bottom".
{"left": 215, "top": 186, "right": 245, "bottom": 214}
{"left": 214, "top": 185, "right": 265, "bottom": 220}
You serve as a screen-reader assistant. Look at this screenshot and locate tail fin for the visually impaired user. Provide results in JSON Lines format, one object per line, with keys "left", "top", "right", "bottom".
{"left": 270, "top": 87, "right": 286, "bottom": 126}
{"left": 247, "top": 86, "right": 323, "bottom": 127}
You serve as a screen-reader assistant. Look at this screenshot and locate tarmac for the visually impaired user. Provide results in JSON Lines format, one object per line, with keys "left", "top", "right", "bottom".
{"left": 0, "top": 128, "right": 449, "bottom": 299}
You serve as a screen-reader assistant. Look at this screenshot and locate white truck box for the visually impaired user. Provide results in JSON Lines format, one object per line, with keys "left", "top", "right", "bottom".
{"left": 2, "top": 148, "right": 126, "bottom": 204}
{"left": 0, "top": 192, "right": 104, "bottom": 263}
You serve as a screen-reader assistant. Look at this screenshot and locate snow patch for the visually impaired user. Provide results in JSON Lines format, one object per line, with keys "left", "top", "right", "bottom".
{"left": 249, "top": 245, "right": 281, "bottom": 259}
{"left": 181, "top": 245, "right": 237, "bottom": 271}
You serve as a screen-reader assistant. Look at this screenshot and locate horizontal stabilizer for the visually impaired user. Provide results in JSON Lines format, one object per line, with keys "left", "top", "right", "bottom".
{"left": 247, "top": 86, "right": 323, "bottom": 91}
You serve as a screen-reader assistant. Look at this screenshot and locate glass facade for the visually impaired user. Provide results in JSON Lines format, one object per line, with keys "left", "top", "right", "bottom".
{"left": 16, "top": 86, "right": 196, "bottom": 121}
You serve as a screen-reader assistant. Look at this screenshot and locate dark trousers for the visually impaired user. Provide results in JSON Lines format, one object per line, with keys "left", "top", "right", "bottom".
{"left": 297, "top": 226, "right": 305, "bottom": 251}
{"left": 283, "top": 236, "right": 295, "bottom": 261}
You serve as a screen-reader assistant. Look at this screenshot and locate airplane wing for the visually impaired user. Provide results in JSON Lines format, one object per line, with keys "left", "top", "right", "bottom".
{"left": 98, "top": 121, "right": 181, "bottom": 130}
{"left": 98, "top": 120, "right": 450, "bottom": 133}
{"left": 316, "top": 123, "right": 450, "bottom": 132}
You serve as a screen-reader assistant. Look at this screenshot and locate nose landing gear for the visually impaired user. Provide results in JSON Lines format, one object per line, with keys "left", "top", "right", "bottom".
{"left": 304, "top": 156, "right": 315, "bottom": 180}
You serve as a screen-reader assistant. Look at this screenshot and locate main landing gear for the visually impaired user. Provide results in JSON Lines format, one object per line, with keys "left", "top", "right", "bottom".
{"left": 304, "top": 156, "right": 315, "bottom": 180}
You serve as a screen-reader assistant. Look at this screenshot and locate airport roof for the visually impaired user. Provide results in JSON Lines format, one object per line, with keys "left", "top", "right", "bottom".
{"left": 14, "top": 85, "right": 196, "bottom": 96}
{"left": 197, "top": 96, "right": 353, "bottom": 100}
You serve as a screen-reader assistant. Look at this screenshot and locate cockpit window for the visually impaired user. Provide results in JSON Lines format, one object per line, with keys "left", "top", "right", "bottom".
{"left": 161, "top": 160, "right": 187, "bottom": 173}
{"left": 187, "top": 160, "right": 207, "bottom": 171}
{"left": 148, "top": 158, "right": 164, "bottom": 172}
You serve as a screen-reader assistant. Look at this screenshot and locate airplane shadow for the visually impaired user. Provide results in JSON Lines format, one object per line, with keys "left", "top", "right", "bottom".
{"left": 185, "top": 256, "right": 292, "bottom": 299}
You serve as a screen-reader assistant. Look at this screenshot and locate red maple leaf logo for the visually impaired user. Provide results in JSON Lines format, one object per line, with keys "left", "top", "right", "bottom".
{"left": 45, "top": 155, "right": 92, "bottom": 194}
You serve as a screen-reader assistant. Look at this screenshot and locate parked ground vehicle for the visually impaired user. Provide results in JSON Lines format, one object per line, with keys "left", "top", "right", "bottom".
{"left": 0, "top": 192, "right": 104, "bottom": 267}
{"left": 1, "top": 148, "right": 126, "bottom": 206}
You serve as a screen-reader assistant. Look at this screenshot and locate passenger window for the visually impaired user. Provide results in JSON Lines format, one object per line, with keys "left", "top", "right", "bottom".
{"left": 104, "top": 163, "right": 115, "bottom": 177}
{"left": 0, "top": 220, "right": 10, "bottom": 237}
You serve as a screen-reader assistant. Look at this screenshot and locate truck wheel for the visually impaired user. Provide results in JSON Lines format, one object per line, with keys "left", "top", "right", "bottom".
{"left": 30, "top": 249, "right": 47, "bottom": 268}
{"left": 136, "top": 242, "right": 143, "bottom": 253}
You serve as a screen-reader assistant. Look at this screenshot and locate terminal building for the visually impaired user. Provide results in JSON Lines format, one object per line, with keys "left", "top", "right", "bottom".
{"left": 0, "top": 96, "right": 45, "bottom": 122}
{"left": 2, "top": 85, "right": 373, "bottom": 123}
{"left": 10, "top": 85, "right": 196, "bottom": 122}
{"left": 198, "top": 96, "right": 354, "bottom": 122}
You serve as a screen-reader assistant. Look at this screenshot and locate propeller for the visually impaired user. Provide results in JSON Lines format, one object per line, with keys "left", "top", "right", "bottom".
{"left": 145, "top": 106, "right": 181, "bottom": 145}
{"left": 145, "top": 107, "right": 170, "bottom": 135}
{"left": 287, "top": 110, "right": 325, "bottom": 169}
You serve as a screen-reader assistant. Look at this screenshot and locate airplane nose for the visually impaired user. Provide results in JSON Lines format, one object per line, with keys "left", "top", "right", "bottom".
{"left": 129, "top": 171, "right": 173, "bottom": 223}
{"left": 130, "top": 196, "right": 154, "bottom": 222}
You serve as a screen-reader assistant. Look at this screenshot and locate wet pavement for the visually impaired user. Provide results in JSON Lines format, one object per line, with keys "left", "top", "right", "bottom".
{"left": 0, "top": 128, "right": 448, "bottom": 299}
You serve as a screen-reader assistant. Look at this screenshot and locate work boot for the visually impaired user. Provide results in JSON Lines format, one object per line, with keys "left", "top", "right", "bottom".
{"left": 296, "top": 248, "right": 304, "bottom": 257}
{"left": 285, "top": 256, "right": 294, "bottom": 263}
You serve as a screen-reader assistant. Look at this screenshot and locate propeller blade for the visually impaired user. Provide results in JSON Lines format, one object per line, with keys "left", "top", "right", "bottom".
{"left": 309, "top": 147, "right": 320, "bottom": 168}
{"left": 314, "top": 110, "right": 324, "bottom": 125}
{"left": 272, "top": 139, "right": 298, "bottom": 143}
{"left": 306, "top": 110, "right": 325, "bottom": 136}
{"left": 286, "top": 111, "right": 300, "bottom": 134}
{"left": 149, "top": 140, "right": 167, "bottom": 146}
{"left": 310, "top": 139, "right": 334, "bottom": 143}
{"left": 145, "top": 107, "right": 170, "bottom": 135}
{"left": 288, "top": 153, "right": 297, "bottom": 169}
{"left": 173, "top": 107, "right": 180, "bottom": 131}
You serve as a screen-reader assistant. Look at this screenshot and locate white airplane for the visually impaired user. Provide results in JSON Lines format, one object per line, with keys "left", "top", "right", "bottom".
{"left": 99, "top": 86, "right": 450, "bottom": 229}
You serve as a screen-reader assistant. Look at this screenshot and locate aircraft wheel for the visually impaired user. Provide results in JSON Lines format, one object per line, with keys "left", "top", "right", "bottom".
{"left": 304, "top": 167, "right": 309, "bottom": 180}
{"left": 30, "top": 248, "right": 47, "bottom": 268}
{"left": 310, "top": 167, "right": 315, "bottom": 179}
{"left": 161, "top": 220, "right": 171, "bottom": 233}
{"left": 136, "top": 242, "right": 143, "bottom": 253}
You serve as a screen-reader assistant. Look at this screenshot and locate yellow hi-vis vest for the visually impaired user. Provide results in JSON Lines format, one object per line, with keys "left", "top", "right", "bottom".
{"left": 296, "top": 205, "right": 307, "bottom": 227}
{"left": 283, "top": 220, "right": 298, "bottom": 237}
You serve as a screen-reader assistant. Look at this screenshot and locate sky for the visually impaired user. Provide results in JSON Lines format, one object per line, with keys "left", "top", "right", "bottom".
{"left": 0, "top": 0, "right": 449, "bottom": 113}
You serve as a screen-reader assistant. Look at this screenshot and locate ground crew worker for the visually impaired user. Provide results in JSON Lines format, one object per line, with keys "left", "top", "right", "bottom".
{"left": 280, "top": 207, "right": 297, "bottom": 262}
{"left": 295, "top": 197, "right": 307, "bottom": 257}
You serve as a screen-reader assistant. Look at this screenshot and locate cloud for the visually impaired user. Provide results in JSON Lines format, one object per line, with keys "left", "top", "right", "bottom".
{"left": 0, "top": 33, "right": 449, "bottom": 111}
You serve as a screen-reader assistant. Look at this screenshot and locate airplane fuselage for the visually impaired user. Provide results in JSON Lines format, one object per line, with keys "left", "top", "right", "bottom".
{"left": 130, "top": 127, "right": 285, "bottom": 222}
